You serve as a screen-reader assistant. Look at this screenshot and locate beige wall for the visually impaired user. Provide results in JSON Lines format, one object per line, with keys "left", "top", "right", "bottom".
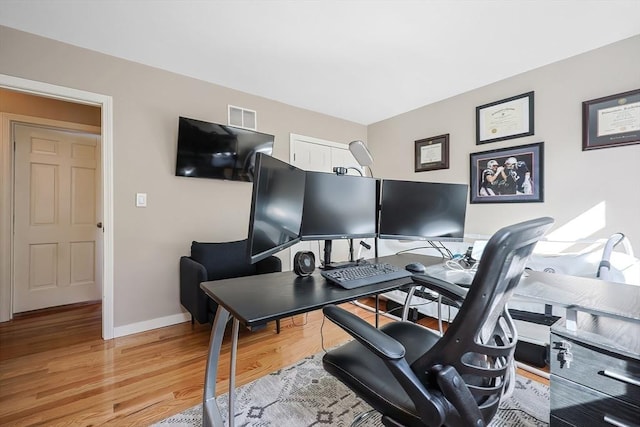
{"left": 0, "top": 26, "right": 366, "bottom": 328}
{"left": 1, "top": 24, "right": 638, "bottom": 331}
{"left": 0, "top": 88, "right": 101, "bottom": 126}
{"left": 368, "top": 34, "right": 640, "bottom": 253}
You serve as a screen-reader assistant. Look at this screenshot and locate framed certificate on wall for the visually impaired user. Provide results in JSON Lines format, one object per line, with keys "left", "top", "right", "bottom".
{"left": 415, "top": 134, "right": 449, "bottom": 172}
{"left": 582, "top": 88, "right": 640, "bottom": 151}
{"left": 476, "top": 92, "right": 534, "bottom": 145}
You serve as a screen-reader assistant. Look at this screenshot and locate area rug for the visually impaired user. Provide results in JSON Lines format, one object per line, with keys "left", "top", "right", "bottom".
{"left": 154, "top": 352, "right": 549, "bottom": 426}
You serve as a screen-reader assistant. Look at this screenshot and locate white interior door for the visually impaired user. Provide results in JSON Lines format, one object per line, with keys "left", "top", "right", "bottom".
{"left": 290, "top": 134, "right": 366, "bottom": 267}
{"left": 292, "top": 138, "right": 333, "bottom": 172}
{"left": 13, "top": 123, "right": 102, "bottom": 313}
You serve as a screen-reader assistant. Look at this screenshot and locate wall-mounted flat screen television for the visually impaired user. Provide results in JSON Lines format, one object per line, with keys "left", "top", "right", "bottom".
{"left": 175, "top": 116, "right": 274, "bottom": 182}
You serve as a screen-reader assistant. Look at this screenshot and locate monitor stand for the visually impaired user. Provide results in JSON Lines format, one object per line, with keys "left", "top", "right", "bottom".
{"left": 321, "top": 240, "right": 361, "bottom": 270}
{"left": 323, "top": 260, "right": 364, "bottom": 270}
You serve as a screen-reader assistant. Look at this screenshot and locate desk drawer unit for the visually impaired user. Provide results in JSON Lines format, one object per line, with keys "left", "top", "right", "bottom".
{"left": 550, "top": 318, "right": 640, "bottom": 427}
{"left": 551, "top": 375, "right": 640, "bottom": 426}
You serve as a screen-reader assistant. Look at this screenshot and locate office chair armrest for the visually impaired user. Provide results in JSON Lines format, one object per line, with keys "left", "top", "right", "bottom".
{"left": 323, "top": 305, "right": 405, "bottom": 360}
{"left": 433, "top": 365, "right": 485, "bottom": 427}
{"left": 411, "top": 274, "right": 467, "bottom": 306}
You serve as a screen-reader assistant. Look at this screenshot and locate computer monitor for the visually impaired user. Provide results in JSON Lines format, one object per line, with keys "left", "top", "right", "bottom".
{"left": 378, "top": 179, "right": 468, "bottom": 242}
{"left": 247, "top": 153, "right": 306, "bottom": 263}
{"left": 300, "top": 171, "right": 378, "bottom": 267}
{"left": 300, "top": 171, "right": 378, "bottom": 241}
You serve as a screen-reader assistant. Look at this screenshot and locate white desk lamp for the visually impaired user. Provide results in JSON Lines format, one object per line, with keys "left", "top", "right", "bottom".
{"left": 349, "top": 140, "right": 373, "bottom": 175}
{"left": 334, "top": 140, "right": 374, "bottom": 176}
{"left": 333, "top": 140, "right": 376, "bottom": 261}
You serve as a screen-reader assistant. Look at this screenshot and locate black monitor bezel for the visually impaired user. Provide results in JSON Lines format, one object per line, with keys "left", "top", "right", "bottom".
{"left": 299, "top": 171, "right": 378, "bottom": 241}
{"left": 378, "top": 179, "right": 468, "bottom": 242}
{"left": 246, "top": 153, "right": 305, "bottom": 264}
{"left": 175, "top": 116, "right": 274, "bottom": 182}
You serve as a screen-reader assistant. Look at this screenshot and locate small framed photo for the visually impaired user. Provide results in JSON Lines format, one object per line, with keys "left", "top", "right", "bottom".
{"left": 470, "top": 142, "right": 544, "bottom": 204}
{"left": 476, "top": 91, "right": 534, "bottom": 144}
{"left": 582, "top": 88, "right": 640, "bottom": 151}
{"left": 415, "top": 134, "right": 449, "bottom": 172}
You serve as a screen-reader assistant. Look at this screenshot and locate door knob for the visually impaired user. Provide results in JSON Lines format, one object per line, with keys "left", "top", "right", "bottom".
{"left": 96, "top": 222, "right": 103, "bottom": 229}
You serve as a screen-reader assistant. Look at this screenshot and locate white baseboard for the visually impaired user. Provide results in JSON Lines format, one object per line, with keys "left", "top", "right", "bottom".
{"left": 113, "top": 312, "right": 191, "bottom": 338}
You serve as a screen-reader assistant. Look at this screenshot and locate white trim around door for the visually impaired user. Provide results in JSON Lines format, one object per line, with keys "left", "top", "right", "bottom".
{"left": 0, "top": 74, "right": 114, "bottom": 340}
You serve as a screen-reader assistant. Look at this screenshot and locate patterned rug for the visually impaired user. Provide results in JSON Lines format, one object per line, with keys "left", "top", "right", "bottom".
{"left": 154, "top": 352, "right": 549, "bottom": 426}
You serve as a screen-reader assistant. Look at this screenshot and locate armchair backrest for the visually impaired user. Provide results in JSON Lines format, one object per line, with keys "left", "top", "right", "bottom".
{"left": 191, "top": 240, "right": 257, "bottom": 281}
{"left": 413, "top": 217, "right": 554, "bottom": 422}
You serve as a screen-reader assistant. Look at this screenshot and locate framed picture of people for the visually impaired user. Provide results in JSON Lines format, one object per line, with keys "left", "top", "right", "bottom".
{"left": 469, "top": 142, "right": 544, "bottom": 204}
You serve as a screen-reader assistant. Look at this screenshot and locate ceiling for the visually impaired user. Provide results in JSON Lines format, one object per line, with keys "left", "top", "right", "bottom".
{"left": 1, "top": 0, "right": 639, "bottom": 125}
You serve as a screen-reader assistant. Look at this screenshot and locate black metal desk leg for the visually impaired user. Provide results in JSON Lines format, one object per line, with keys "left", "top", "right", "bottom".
{"left": 203, "top": 307, "right": 230, "bottom": 427}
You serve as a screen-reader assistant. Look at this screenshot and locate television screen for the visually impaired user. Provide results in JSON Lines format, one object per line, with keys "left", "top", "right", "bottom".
{"left": 175, "top": 116, "right": 274, "bottom": 182}
{"left": 247, "top": 153, "right": 306, "bottom": 263}
{"left": 300, "top": 171, "right": 378, "bottom": 240}
{"left": 379, "top": 180, "right": 468, "bottom": 242}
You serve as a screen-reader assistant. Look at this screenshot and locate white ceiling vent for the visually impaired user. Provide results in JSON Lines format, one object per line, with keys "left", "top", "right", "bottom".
{"left": 228, "top": 105, "right": 257, "bottom": 130}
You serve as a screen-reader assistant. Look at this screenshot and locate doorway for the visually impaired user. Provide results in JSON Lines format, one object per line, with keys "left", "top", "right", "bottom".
{"left": 12, "top": 122, "right": 102, "bottom": 313}
{"left": 0, "top": 74, "right": 115, "bottom": 339}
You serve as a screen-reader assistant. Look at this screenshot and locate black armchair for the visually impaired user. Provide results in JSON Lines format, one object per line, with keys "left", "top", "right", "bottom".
{"left": 180, "top": 239, "right": 282, "bottom": 331}
{"left": 322, "top": 217, "right": 554, "bottom": 427}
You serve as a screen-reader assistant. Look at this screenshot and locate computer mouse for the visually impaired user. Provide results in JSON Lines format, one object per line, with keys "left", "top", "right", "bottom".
{"left": 405, "top": 262, "right": 426, "bottom": 274}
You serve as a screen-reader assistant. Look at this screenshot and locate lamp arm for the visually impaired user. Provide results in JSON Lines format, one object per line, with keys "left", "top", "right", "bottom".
{"left": 346, "top": 167, "right": 364, "bottom": 176}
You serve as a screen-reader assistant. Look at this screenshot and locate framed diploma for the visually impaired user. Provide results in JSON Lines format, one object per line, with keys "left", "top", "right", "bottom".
{"left": 476, "top": 91, "right": 534, "bottom": 144}
{"left": 415, "top": 134, "right": 449, "bottom": 172}
{"left": 469, "top": 142, "right": 544, "bottom": 204}
{"left": 582, "top": 88, "right": 640, "bottom": 151}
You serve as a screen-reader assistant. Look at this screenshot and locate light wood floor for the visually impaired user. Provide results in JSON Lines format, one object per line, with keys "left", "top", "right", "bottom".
{"left": 0, "top": 300, "right": 547, "bottom": 426}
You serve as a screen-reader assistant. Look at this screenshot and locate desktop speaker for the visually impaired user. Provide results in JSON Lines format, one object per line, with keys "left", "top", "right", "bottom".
{"left": 293, "top": 251, "right": 315, "bottom": 277}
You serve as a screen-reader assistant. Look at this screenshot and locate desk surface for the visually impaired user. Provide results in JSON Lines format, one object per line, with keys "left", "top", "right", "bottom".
{"left": 379, "top": 253, "right": 639, "bottom": 323}
{"left": 200, "top": 270, "right": 413, "bottom": 327}
{"left": 516, "top": 270, "right": 639, "bottom": 323}
{"left": 201, "top": 253, "right": 640, "bottom": 327}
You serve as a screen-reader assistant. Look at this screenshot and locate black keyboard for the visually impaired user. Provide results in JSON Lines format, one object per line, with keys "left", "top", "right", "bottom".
{"left": 321, "top": 263, "right": 413, "bottom": 289}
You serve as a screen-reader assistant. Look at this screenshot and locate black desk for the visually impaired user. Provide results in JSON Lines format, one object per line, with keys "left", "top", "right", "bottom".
{"left": 199, "top": 254, "right": 640, "bottom": 427}
{"left": 511, "top": 269, "right": 639, "bottom": 331}
{"left": 380, "top": 254, "right": 639, "bottom": 330}
{"left": 201, "top": 270, "right": 414, "bottom": 329}
{"left": 200, "top": 267, "right": 415, "bottom": 427}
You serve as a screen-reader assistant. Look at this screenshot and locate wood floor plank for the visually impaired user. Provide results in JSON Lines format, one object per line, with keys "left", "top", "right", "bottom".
{"left": 0, "top": 300, "right": 547, "bottom": 425}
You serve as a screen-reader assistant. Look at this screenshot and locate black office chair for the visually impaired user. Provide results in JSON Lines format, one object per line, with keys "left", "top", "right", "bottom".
{"left": 322, "top": 217, "right": 554, "bottom": 427}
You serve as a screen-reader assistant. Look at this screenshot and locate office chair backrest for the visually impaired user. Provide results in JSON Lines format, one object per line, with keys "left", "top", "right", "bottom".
{"left": 413, "top": 217, "right": 554, "bottom": 422}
